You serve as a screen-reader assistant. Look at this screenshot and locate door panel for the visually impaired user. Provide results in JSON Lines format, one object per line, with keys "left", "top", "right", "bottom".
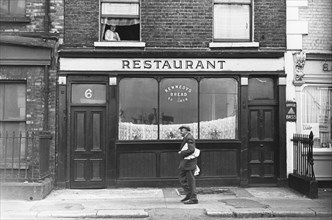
{"left": 248, "top": 107, "right": 276, "bottom": 184}
{"left": 70, "top": 107, "right": 106, "bottom": 188}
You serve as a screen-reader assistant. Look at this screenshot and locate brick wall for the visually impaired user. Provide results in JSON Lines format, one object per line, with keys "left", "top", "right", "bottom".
{"left": 141, "top": 0, "right": 212, "bottom": 48}
{"left": 254, "top": 0, "right": 286, "bottom": 48}
{"left": 0, "top": 0, "right": 64, "bottom": 38}
{"left": 0, "top": 66, "right": 57, "bottom": 177}
{"left": 300, "top": 0, "right": 332, "bottom": 51}
{"left": 0, "top": 0, "right": 61, "bottom": 180}
{"left": 63, "top": 0, "right": 286, "bottom": 49}
{"left": 50, "top": 0, "right": 64, "bottom": 37}
{"left": 64, "top": 0, "right": 99, "bottom": 47}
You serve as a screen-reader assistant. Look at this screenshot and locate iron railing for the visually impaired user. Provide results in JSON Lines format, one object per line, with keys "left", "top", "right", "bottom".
{"left": 0, "top": 131, "right": 52, "bottom": 182}
{"left": 291, "top": 131, "right": 315, "bottom": 180}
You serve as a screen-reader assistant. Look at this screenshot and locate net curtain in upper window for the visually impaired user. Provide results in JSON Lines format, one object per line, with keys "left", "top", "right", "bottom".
{"left": 213, "top": 0, "right": 251, "bottom": 41}
{"left": 100, "top": 0, "right": 140, "bottom": 41}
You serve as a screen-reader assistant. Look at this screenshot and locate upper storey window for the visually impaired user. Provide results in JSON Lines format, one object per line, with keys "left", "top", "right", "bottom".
{"left": 213, "top": 0, "right": 251, "bottom": 42}
{"left": 100, "top": 0, "right": 140, "bottom": 42}
{"left": 0, "top": 0, "right": 25, "bottom": 16}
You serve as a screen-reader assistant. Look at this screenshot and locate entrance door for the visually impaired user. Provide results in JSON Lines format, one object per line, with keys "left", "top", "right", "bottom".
{"left": 248, "top": 106, "right": 277, "bottom": 184}
{"left": 70, "top": 107, "right": 106, "bottom": 188}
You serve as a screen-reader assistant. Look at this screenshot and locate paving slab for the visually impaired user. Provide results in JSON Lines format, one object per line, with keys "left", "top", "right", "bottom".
{"left": 97, "top": 209, "right": 149, "bottom": 218}
{"left": 271, "top": 208, "right": 316, "bottom": 217}
{"left": 1, "top": 187, "right": 331, "bottom": 219}
{"left": 309, "top": 207, "right": 332, "bottom": 217}
{"left": 45, "top": 188, "right": 164, "bottom": 200}
{"left": 205, "top": 209, "right": 234, "bottom": 218}
{"left": 37, "top": 210, "right": 97, "bottom": 218}
{"left": 1, "top": 211, "right": 38, "bottom": 220}
{"left": 246, "top": 187, "right": 305, "bottom": 199}
{"left": 233, "top": 208, "right": 273, "bottom": 218}
{"left": 219, "top": 198, "right": 270, "bottom": 209}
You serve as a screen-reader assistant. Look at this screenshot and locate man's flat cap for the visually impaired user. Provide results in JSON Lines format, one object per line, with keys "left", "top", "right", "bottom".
{"left": 179, "top": 125, "right": 190, "bottom": 131}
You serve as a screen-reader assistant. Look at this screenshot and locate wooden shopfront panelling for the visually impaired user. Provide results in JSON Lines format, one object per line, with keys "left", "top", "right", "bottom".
{"left": 57, "top": 51, "right": 286, "bottom": 188}
{"left": 115, "top": 141, "right": 241, "bottom": 187}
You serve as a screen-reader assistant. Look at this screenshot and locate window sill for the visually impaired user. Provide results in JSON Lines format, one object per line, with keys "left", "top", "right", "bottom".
{"left": 313, "top": 147, "right": 332, "bottom": 154}
{"left": 0, "top": 162, "right": 29, "bottom": 169}
{"left": 94, "top": 41, "right": 146, "bottom": 48}
{"left": 209, "top": 42, "right": 259, "bottom": 48}
{"left": 0, "top": 16, "right": 30, "bottom": 23}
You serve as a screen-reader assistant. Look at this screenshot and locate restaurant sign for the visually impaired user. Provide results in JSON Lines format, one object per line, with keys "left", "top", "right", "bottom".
{"left": 60, "top": 58, "right": 285, "bottom": 72}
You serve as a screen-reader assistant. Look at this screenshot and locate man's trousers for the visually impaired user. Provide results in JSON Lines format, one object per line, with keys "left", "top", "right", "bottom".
{"left": 179, "top": 169, "right": 197, "bottom": 201}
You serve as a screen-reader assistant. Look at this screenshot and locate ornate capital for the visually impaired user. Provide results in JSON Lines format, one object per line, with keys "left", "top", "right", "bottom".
{"left": 294, "top": 51, "right": 306, "bottom": 81}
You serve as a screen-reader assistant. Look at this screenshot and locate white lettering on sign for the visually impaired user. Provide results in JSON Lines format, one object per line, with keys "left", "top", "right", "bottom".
{"left": 165, "top": 85, "right": 192, "bottom": 103}
{"left": 85, "top": 89, "right": 92, "bottom": 99}
{"left": 286, "top": 101, "right": 297, "bottom": 122}
{"left": 286, "top": 115, "right": 296, "bottom": 120}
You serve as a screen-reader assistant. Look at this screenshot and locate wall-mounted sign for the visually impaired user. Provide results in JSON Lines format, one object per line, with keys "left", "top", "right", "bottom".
{"left": 60, "top": 58, "right": 285, "bottom": 72}
{"left": 286, "top": 101, "right": 296, "bottom": 122}
{"left": 302, "top": 123, "right": 319, "bottom": 136}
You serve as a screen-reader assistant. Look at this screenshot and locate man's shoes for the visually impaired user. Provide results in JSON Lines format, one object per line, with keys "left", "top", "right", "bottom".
{"left": 183, "top": 200, "right": 198, "bottom": 205}
{"left": 180, "top": 195, "right": 191, "bottom": 202}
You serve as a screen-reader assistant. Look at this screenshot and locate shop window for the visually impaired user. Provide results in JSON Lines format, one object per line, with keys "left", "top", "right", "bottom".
{"left": 213, "top": 0, "right": 251, "bottom": 41}
{"left": 248, "top": 77, "right": 274, "bottom": 100}
{"left": 0, "top": 0, "right": 25, "bottom": 16}
{"left": 100, "top": 0, "right": 140, "bottom": 41}
{"left": 200, "top": 78, "right": 238, "bottom": 139}
{"left": 160, "top": 78, "right": 198, "bottom": 140}
{"left": 302, "top": 86, "right": 332, "bottom": 148}
{"left": 119, "top": 78, "right": 158, "bottom": 140}
{"left": 118, "top": 77, "right": 239, "bottom": 141}
{"left": 0, "top": 82, "right": 26, "bottom": 164}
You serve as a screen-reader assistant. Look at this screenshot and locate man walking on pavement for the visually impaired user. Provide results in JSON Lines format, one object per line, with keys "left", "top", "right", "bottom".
{"left": 178, "top": 125, "right": 198, "bottom": 204}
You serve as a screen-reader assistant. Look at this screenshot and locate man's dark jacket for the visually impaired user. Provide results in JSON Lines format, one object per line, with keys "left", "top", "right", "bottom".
{"left": 178, "top": 133, "right": 197, "bottom": 170}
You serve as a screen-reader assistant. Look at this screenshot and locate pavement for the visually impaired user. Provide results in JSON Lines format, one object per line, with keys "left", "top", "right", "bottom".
{"left": 0, "top": 187, "right": 331, "bottom": 219}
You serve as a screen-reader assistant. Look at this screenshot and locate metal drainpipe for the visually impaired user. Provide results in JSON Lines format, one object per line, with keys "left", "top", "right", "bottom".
{"left": 44, "top": 0, "right": 50, "bottom": 33}
{"left": 43, "top": 65, "right": 49, "bottom": 131}
{"left": 43, "top": 0, "right": 51, "bottom": 130}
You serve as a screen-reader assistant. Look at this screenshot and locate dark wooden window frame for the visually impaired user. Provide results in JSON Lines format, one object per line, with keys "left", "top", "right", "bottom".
{"left": 117, "top": 76, "right": 240, "bottom": 141}
{"left": 99, "top": 0, "right": 140, "bottom": 41}
{"left": 0, "top": 80, "right": 27, "bottom": 162}
{"left": 0, "top": 0, "right": 29, "bottom": 23}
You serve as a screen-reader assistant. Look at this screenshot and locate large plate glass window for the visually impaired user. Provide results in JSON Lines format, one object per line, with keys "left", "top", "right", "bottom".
{"left": 0, "top": 0, "right": 25, "bottom": 16}
{"left": 100, "top": 0, "right": 140, "bottom": 41}
{"left": 160, "top": 78, "right": 198, "bottom": 140}
{"left": 0, "top": 82, "right": 26, "bottom": 163}
{"left": 118, "top": 77, "right": 239, "bottom": 141}
{"left": 213, "top": 0, "right": 251, "bottom": 41}
{"left": 302, "top": 86, "right": 332, "bottom": 148}
{"left": 200, "top": 78, "right": 238, "bottom": 139}
{"left": 119, "top": 78, "right": 158, "bottom": 140}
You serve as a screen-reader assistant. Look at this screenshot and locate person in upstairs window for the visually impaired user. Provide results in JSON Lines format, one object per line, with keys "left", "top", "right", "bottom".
{"left": 178, "top": 125, "right": 198, "bottom": 204}
{"left": 105, "top": 25, "right": 120, "bottom": 41}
